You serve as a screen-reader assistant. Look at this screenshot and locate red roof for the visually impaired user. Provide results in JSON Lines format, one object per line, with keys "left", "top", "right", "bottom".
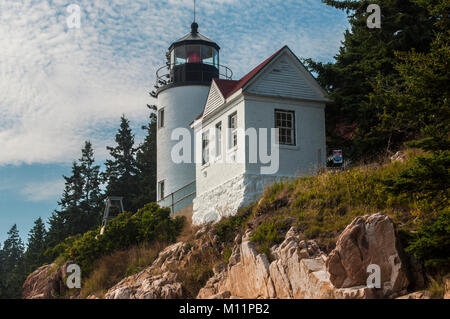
{"left": 193, "top": 46, "right": 287, "bottom": 123}
{"left": 213, "top": 79, "right": 239, "bottom": 98}
{"left": 214, "top": 46, "right": 286, "bottom": 99}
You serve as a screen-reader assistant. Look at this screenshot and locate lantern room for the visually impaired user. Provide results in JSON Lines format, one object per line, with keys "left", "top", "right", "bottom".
{"left": 156, "top": 22, "right": 232, "bottom": 93}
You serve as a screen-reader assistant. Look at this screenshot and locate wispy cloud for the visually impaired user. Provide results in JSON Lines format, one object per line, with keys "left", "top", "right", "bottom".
{"left": 0, "top": 0, "right": 348, "bottom": 166}
{"left": 18, "top": 179, "right": 65, "bottom": 202}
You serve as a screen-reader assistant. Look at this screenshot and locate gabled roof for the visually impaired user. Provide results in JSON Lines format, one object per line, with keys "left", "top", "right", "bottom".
{"left": 212, "top": 46, "right": 286, "bottom": 100}
{"left": 193, "top": 45, "right": 329, "bottom": 125}
{"left": 213, "top": 79, "right": 239, "bottom": 98}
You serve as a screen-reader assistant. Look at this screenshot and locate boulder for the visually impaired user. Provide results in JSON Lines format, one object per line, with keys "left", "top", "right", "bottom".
{"left": 326, "top": 213, "right": 409, "bottom": 298}
{"left": 445, "top": 275, "right": 450, "bottom": 299}
{"left": 198, "top": 227, "right": 374, "bottom": 299}
{"left": 22, "top": 261, "right": 73, "bottom": 299}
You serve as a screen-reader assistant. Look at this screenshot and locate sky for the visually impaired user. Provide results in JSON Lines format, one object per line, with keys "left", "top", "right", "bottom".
{"left": 0, "top": 0, "right": 349, "bottom": 244}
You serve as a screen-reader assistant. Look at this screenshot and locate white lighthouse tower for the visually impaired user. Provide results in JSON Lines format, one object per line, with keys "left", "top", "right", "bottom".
{"left": 155, "top": 22, "right": 232, "bottom": 213}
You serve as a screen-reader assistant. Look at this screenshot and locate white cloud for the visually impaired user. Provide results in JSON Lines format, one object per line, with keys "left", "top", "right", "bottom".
{"left": 0, "top": 0, "right": 348, "bottom": 165}
{"left": 19, "top": 179, "right": 65, "bottom": 202}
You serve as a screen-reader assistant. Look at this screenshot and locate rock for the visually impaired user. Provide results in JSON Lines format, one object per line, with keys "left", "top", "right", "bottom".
{"left": 197, "top": 226, "right": 373, "bottom": 299}
{"left": 22, "top": 261, "right": 74, "bottom": 299}
{"left": 326, "top": 213, "right": 409, "bottom": 298}
{"left": 105, "top": 242, "right": 188, "bottom": 299}
{"left": 445, "top": 275, "right": 450, "bottom": 299}
{"left": 390, "top": 151, "right": 407, "bottom": 163}
{"left": 105, "top": 270, "right": 184, "bottom": 299}
{"left": 397, "top": 291, "right": 432, "bottom": 299}
{"left": 23, "top": 264, "right": 58, "bottom": 299}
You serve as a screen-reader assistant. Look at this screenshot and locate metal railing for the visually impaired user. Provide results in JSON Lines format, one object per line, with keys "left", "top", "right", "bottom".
{"left": 155, "top": 63, "right": 233, "bottom": 87}
{"left": 157, "top": 180, "right": 196, "bottom": 214}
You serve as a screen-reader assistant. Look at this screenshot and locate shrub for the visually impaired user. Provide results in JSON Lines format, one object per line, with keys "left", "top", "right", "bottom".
{"left": 215, "top": 206, "right": 252, "bottom": 243}
{"left": 250, "top": 218, "right": 290, "bottom": 259}
{"left": 64, "top": 203, "right": 184, "bottom": 275}
{"left": 81, "top": 243, "right": 162, "bottom": 298}
{"left": 406, "top": 210, "right": 450, "bottom": 274}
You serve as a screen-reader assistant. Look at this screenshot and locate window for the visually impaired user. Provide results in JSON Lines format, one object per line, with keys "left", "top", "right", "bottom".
{"left": 275, "top": 110, "right": 295, "bottom": 145}
{"left": 158, "top": 181, "right": 165, "bottom": 200}
{"left": 202, "top": 131, "right": 210, "bottom": 165}
{"left": 215, "top": 122, "right": 222, "bottom": 157}
{"left": 228, "top": 112, "right": 237, "bottom": 149}
{"left": 158, "top": 109, "right": 165, "bottom": 128}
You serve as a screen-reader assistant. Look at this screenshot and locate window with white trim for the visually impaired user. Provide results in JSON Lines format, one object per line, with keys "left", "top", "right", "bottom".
{"left": 275, "top": 109, "right": 295, "bottom": 146}
{"left": 215, "top": 122, "right": 222, "bottom": 157}
{"left": 228, "top": 112, "right": 237, "bottom": 149}
{"left": 202, "top": 131, "right": 210, "bottom": 165}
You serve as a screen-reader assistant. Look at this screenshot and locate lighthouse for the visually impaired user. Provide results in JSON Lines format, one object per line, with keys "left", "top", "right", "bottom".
{"left": 155, "top": 22, "right": 232, "bottom": 212}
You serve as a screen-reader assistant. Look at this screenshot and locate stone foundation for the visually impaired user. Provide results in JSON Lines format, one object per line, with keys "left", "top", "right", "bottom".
{"left": 192, "top": 174, "right": 287, "bottom": 225}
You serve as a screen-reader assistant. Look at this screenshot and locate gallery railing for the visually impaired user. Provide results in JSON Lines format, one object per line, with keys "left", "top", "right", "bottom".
{"left": 157, "top": 180, "right": 196, "bottom": 214}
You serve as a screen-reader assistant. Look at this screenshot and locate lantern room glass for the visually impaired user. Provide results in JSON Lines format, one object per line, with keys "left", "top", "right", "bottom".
{"left": 172, "top": 45, "right": 218, "bottom": 68}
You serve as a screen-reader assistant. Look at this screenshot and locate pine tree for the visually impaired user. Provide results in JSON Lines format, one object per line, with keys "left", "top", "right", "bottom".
{"left": 45, "top": 210, "right": 66, "bottom": 251}
{"left": 304, "top": 0, "right": 435, "bottom": 160}
{"left": 1, "top": 225, "right": 25, "bottom": 299}
{"left": 133, "top": 106, "right": 157, "bottom": 208}
{"left": 103, "top": 115, "right": 140, "bottom": 212}
{"left": 24, "top": 218, "right": 47, "bottom": 275}
{"left": 0, "top": 243, "right": 5, "bottom": 298}
{"left": 79, "top": 141, "right": 103, "bottom": 228}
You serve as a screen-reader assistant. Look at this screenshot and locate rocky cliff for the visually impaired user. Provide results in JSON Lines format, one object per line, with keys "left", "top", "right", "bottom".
{"left": 23, "top": 213, "right": 435, "bottom": 299}
{"left": 103, "top": 213, "right": 423, "bottom": 299}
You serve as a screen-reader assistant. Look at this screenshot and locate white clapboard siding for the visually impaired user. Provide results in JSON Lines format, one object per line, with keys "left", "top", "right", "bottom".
{"left": 247, "top": 57, "right": 322, "bottom": 101}
{"left": 203, "top": 83, "right": 225, "bottom": 117}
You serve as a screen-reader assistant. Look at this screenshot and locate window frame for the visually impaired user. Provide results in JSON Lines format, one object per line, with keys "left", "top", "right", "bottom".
{"left": 274, "top": 109, "right": 296, "bottom": 146}
{"left": 228, "top": 112, "right": 238, "bottom": 150}
{"left": 158, "top": 180, "right": 165, "bottom": 201}
{"left": 215, "top": 122, "right": 222, "bottom": 158}
{"left": 202, "top": 131, "right": 210, "bottom": 166}
{"left": 158, "top": 108, "right": 165, "bottom": 129}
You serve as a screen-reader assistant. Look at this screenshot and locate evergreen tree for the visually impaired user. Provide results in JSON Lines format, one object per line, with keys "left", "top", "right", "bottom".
{"left": 46, "top": 142, "right": 103, "bottom": 248}
{"left": 45, "top": 210, "right": 67, "bottom": 250}
{"left": 133, "top": 106, "right": 157, "bottom": 208}
{"left": 304, "top": 0, "right": 435, "bottom": 160}
{"left": 24, "top": 218, "right": 48, "bottom": 275}
{"left": 1, "top": 225, "right": 25, "bottom": 299}
{"left": 103, "top": 115, "right": 140, "bottom": 212}
{"left": 0, "top": 243, "right": 5, "bottom": 298}
{"left": 79, "top": 141, "right": 103, "bottom": 227}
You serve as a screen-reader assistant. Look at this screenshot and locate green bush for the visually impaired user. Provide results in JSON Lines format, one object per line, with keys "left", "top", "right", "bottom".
{"left": 407, "top": 210, "right": 450, "bottom": 274}
{"left": 215, "top": 207, "right": 252, "bottom": 243}
{"left": 250, "top": 219, "right": 290, "bottom": 259}
{"left": 65, "top": 203, "right": 184, "bottom": 274}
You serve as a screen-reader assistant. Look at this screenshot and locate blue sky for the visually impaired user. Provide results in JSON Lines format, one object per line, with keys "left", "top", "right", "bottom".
{"left": 0, "top": 0, "right": 349, "bottom": 244}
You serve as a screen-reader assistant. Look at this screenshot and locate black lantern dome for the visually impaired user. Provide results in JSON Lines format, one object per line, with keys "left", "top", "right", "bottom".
{"left": 155, "top": 23, "right": 232, "bottom": 93}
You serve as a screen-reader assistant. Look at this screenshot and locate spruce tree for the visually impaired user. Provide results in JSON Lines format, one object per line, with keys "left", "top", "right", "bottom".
{"left": 304, "top": 0, "right": 435, "bottom": 160}
{"left": 45, "top": 210, "right": 67, "bottom": 250}
{"left": 46, "top": 142, "right": 103, "bottom": 247}
{"left": 103, "top": 115, "right": 140, "bottom": 212}
{"left": 79, "top": 141, "right": 103, "bottom": 228}
{"left": 24, "top": 218, "right": 48, "bottom": 275}
{"left": 133, "top": 106, "right": 157, "bottom": 208}
{"left": 1, "top": 225, "right": 25, "bottom": 299}
{"left": 0, "top": 243, "right": 5, "bottom": 298}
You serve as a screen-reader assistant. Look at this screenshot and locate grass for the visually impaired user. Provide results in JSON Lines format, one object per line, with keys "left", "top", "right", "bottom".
{"left": 426, "top": 275, "right": 445, "bottom": 299}
{"left": 80, "top": 242, "right": 164, "bottom": 298}
{"left": 169, "top": 246, "right": 221, "bottom": 298}
{"left": 235, "top": 151, "right": 427, "bottom": 253}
